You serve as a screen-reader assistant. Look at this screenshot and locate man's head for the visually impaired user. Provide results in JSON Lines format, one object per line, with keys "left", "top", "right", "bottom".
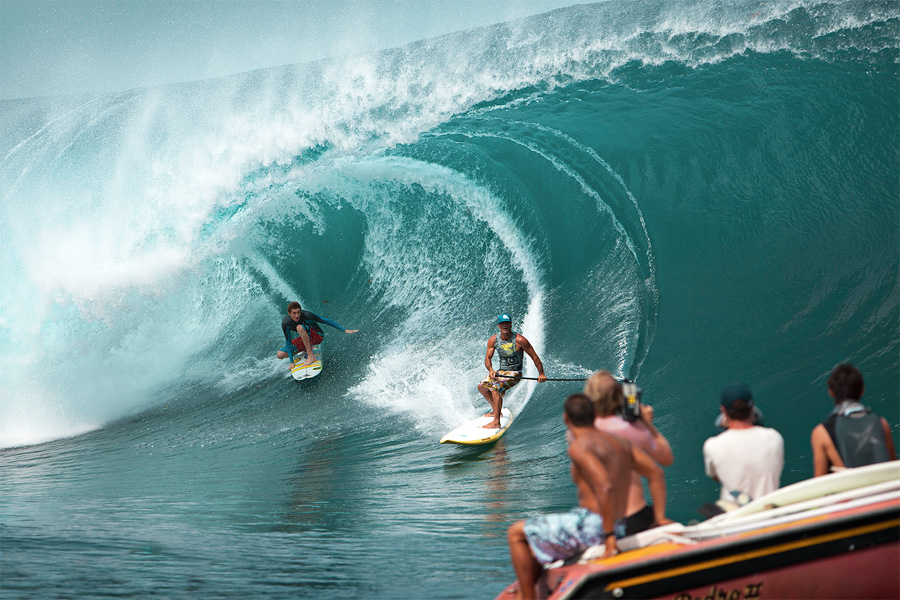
{"left": 720, "top": 382, "right": 754, "bottom": 422}
{"left": 564, "top": 393, "right": 596, "bottom": 428}
{"left": 288, "top": 301, "right": 302, "bottom": 319}
{"left": 583, "top": 370, "right": 622, "bottom": 418}
{"left": 828, "top": 363, "right": 864, "bottom": 402}
{"left": 497, "top": 313, "right": 512, "bottom": 334}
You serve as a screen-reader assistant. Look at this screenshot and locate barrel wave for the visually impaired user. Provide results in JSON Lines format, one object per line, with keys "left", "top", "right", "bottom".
{"left": 1, "top": 1, "right": 897, "bottom": 598}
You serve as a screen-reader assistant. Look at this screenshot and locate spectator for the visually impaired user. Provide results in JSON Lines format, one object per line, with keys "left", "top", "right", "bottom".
{"left": 703, "top": 383, "right": 784, "bottom": 503}
{"left": 506, "top": 394, "right": 670, "bottom": 599}
{"left": 585, "top": 370, "right": 674, "bottom": 535}
{"left": 811, "top": 363, "right": 896, "bottom": 476}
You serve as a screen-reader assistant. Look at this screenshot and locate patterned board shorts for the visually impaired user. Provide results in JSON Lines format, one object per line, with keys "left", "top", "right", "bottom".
{"left": 479, "top": 370, "right": 522, "bottom": 394}
{"left": 523, "top": 507, "right": 624, "bottom": 565}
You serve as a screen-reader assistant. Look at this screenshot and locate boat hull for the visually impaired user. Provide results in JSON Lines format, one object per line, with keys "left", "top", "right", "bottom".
{"left": 496, "top": 492, "right": 900, "bottom": 599}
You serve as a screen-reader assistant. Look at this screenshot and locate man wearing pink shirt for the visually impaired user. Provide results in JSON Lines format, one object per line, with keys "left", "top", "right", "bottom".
{"left": 584, "top": 370, "right": 674, "bottom": 535}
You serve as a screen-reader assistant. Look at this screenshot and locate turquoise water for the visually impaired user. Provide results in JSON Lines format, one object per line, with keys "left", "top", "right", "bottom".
{"left": 1, "top": 1, "right": 898, "bottom": 598}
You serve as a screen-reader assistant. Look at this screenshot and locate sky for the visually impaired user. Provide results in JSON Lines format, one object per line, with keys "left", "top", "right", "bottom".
{"left": 0, "top": 0, "right": 593, "bottom": 100}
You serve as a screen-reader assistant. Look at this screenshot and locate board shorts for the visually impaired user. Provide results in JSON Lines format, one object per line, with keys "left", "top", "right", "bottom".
{"left": 479, "top": 370, "right": 522, "bottom": 394}
{"left": 292, "top": 329, "right": 324, "bottom": 350}
{"left": 523, "top": 507, "right": 625, "bottom": 565}
{"left": 280, "top": 329, "right": 323, "bottom": 355}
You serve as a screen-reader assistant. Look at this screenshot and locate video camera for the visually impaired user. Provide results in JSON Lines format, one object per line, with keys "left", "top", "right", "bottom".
{"left": 619, "top": 379, "right": 643, "bottom": 423}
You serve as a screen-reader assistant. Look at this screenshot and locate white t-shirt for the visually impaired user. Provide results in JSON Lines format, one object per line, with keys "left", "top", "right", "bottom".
{"left": 703, "top": 426, "right": 784, "bottom": 502}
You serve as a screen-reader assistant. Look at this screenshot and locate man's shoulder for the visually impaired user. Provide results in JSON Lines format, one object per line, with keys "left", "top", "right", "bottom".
{"left": 811, "top": 422, "right": 832, "bottom": 444}
{"left": 703, "top": 428, "right": 747, "bottom": 454}
{"left": 719, "top": 425, "right": 783, "bottom": 440}
{"left": 749, "top": 425, "right": 784, "bottom": 439}
{"left": 591, "top": 427, "right": 633, "bottom": 454}
{"left": 567, "top": 435, "right": 591, "bottom": 459}
{"left": 597, "top": 417, "right": 652, "bottom": 444}
{"left": 702, "top": 432, "right": 722, "bottom": 454}
{"left": 571, "top": 428, "right": 625, "bottom": 454}
{"left": 594, "top": 415, "right": 630, "bottom": 432}
{"left": 705, "top": 428, "right": 730, "bottom": 441}
{"left": 757, "top": 426, "right": 785, "bottom": 448}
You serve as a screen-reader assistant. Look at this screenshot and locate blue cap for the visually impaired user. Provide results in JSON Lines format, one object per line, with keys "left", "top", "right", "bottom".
{"left": 497, "top": 313, "right": 511, "bottom": 324}
{"left": 720, "top": 382, "right": 754, "bottom": 409}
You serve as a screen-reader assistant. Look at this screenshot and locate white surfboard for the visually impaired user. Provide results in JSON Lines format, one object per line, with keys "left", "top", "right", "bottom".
{"left": 440, "top": 408, "right": 514, "bottom": 445}
{"left": 290, "top": 346, "right": 323, "bottom": 381}
{"left": 708, "top": 460, "right": 900, "bottom": 523}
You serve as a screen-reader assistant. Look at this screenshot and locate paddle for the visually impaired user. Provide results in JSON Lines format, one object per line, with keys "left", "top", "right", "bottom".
{"left": 516, "top": 376, "right": 587, "bottom": 382}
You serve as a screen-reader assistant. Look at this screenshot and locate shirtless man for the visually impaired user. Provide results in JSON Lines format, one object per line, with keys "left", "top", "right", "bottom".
{"left": 506, "top": 394, "right": 671, "bottom": 599}
{"left": 478, "top": 313, "right": 546, "bottom": 428}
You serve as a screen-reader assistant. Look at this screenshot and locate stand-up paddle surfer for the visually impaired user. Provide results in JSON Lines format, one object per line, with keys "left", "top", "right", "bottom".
{"left": 478, "top": 313, "right": 546, "bottom": 428}
{"left": 276, "top": 301, "right": 358, "bottom": 367}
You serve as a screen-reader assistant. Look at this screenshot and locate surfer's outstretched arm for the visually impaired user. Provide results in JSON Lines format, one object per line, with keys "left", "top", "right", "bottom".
{"left": 310, "top": 312, "right": 351, "bottom": 333}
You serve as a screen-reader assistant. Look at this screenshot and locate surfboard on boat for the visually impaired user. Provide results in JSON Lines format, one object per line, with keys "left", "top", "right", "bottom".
{"left": 710, "top": 459, "right": 900, "bottom": 522}
{"left": 290, "top": 346, "right": 323, "bottom": 381}
{"left": 440, "top": 408, "right": 513, "bottom": 445}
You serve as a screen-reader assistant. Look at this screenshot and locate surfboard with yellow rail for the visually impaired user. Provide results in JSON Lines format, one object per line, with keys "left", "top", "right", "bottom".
{"left": 440, "top": 408, "right": 513, "bottom": 445}
{"left": 290, "top": 346, "right": 323, "bottom": 381}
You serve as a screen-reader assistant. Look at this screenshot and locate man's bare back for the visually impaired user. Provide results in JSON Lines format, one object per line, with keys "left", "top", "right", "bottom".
{"left": 569, "top": 425, "right": 634, "bottom": 525}
{"left": 567, "top": 395, "right": 670, "bottom": 548}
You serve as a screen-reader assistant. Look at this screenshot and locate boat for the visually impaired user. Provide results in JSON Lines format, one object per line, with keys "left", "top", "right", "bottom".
{"left": 494, "top": 461, "right": 900, "bottom": 599}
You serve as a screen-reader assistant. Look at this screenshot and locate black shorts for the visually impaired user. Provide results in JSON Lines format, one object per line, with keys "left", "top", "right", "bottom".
{"left": 623, "top": 504, "right": 656, "bottom": 536}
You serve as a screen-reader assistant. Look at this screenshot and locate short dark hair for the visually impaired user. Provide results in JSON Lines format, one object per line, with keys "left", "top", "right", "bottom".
{"left": 565, "top": 393, "right": 596, "bottom": 427}
{"left": 724, "top": 399, "right": 754, "bottom": 422}
{"left": 287, "top": 301, "right": 301, "bottom": 313}
{"left": 828, "top": 363, "right": 864, "bottom": 401}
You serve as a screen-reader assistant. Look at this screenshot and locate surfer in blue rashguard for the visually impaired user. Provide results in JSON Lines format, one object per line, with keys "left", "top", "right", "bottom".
{"left": 478, "top": 313, "right": 547, "bottom": 428}
{"left": 276, "top": 301, "right": 358, "bottom": 367}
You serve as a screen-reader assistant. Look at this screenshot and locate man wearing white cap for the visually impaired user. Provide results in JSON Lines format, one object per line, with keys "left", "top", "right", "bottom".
{"left": 477, "top": 313, "right": 547, "bottom": 429}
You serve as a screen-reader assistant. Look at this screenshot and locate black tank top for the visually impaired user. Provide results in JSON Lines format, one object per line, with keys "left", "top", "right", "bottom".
{"left": 822, "top": 401, "right": 890, "bottom": 468}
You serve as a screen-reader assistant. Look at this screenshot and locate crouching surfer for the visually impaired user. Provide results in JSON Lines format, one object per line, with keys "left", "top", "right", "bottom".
{"left": 478, "top": 313, "right": 546, "bottom": 428}
{"left": 276, "top": 301, "right": 358, "bottom": 367}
